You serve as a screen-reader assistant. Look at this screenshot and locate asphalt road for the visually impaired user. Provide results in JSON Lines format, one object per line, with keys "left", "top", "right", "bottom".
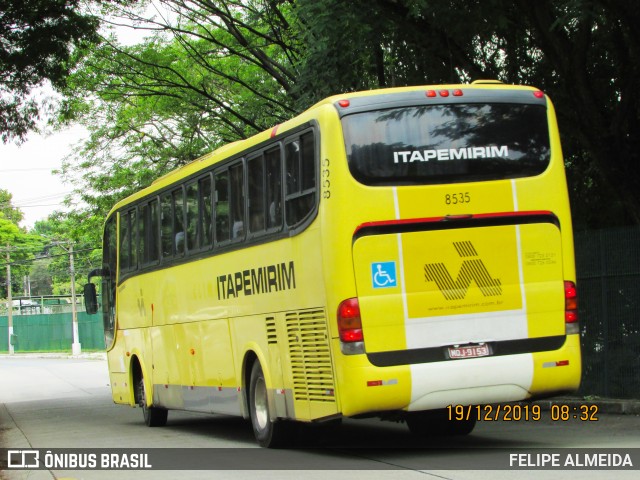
{"left": 1, "top": 355, "right": 639, "bottom": 480}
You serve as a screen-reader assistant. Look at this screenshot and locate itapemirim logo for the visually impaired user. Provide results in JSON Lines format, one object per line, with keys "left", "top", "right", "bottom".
{"left": 424, "top": 241, "right": 502, "bottom": 300}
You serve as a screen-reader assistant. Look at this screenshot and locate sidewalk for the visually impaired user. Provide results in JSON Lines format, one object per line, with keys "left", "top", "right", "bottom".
{"left": 0, "top": 352, "right": 107, "bottom": 360}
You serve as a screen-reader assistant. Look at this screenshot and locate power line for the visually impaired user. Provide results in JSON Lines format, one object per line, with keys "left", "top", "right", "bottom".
{"left": 1, "top": 199, "right": 69, "bottom": 209}
{"left": 0, "top": 247, "right": 99, "bottom": 269}
{"left": 0, "top": 191, "right": 73, "bottom": 209}
{"left": 0, "top": 168, "right": 54, "bottom": 172}
{"left": 4, "top": 203, "right": 64, "bottom": 208}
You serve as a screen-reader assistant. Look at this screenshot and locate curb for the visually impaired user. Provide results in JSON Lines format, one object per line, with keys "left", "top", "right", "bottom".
{"left": 0, "top": 404, "right": 55, "bottom": 480}
{"left": 0, "top": 352, "right": 106, "bottom": 360}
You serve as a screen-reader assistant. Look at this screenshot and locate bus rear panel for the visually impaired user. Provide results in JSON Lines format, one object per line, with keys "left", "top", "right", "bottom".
{"left": 326, "top": 85, "right": 580, "bottom": 418}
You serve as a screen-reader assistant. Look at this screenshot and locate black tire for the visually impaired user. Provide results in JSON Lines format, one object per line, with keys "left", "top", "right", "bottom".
{"left": 138, "top": 377, "right": 168, "bottom": 427}
{"left": 406, "top": 408, "right": 476, "bottom": 437}
{"left": 249, "top": 361, "right": 293, "bottom": 447}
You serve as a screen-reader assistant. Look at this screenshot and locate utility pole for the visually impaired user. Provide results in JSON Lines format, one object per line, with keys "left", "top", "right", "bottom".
{"left": 6, "top": 244, "right": 14, "bottom": 355}
{"left": 38, "top": 235, "right": 82, "bottom": 355}
{"left": 68, "top": 243, "right": 81, "bottom": 355}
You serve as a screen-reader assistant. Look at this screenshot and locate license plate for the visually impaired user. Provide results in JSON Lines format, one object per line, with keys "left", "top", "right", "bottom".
{"left": 448, "top": 344, "right": 490, "bottom": 359}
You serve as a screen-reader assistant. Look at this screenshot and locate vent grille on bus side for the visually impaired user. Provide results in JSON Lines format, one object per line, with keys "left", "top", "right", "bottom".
{"left": 286, "top": 309, "right": 336, "bottom": 403}
{"left": 266, "top": 316, "right": 277, "bottom": 345}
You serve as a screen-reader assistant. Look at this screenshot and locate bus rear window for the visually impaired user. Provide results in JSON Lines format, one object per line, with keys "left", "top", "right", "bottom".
{"left": 342, "top": 103, "right": 550, "bottom": 185}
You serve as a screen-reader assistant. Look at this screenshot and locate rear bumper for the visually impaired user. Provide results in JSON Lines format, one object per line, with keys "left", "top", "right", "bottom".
{"left": 335, "top": 334, "right": 581, "bottom": 417}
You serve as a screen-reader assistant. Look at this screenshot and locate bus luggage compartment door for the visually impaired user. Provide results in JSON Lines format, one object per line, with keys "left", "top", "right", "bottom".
{"left": 352, "top": 219, "right": 566, "bottom": 359}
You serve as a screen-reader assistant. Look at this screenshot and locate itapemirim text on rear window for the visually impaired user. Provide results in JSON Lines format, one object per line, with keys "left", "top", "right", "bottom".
{"left": 342, "top": 103, "right": 551, "bottom": 186}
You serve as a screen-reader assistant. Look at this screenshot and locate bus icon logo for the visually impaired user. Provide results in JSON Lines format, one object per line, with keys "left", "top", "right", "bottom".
{"left": 372, "top": 262, "right": 397, "bottom": 289}
{"left": 8, "top": 450, "right": 40, "bottom": 468}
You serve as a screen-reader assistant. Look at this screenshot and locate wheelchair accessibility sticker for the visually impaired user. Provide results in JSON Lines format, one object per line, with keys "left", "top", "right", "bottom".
{"left": 371, "top": 262, "right": 398, "bottom": 289}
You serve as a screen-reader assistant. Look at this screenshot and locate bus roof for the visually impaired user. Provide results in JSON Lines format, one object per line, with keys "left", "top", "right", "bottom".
{"left": 107, "top": 82, "right": 541, "bottom": 217}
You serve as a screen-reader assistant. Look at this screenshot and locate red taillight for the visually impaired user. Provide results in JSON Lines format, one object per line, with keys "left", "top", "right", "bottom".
{"left": 533, "top": 90, "right": 545, "bottom": 99}
{"left": 564, "top": 281, "right": 578, "bottom": 323}
{"left": 427, "top": 89, "right": 463, "bottom": 98}
{"left": 565, "top": 310, "right": 578, "bottom": 323}
{"left": 338, "top": 99, "right": 350, "bottom": 108}
{"left": 337, "top": 298, "right": 363, "bottom": 342}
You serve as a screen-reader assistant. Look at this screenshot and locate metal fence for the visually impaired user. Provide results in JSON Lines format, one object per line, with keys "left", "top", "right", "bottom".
{"left": 0, "top": 296, "right": 82, "bottom": 316}
{"left": 575, "top": 226, "right": 640, "bottom": 399}
{"left": 0, "top": 312, "right": 105, "bottom": 352}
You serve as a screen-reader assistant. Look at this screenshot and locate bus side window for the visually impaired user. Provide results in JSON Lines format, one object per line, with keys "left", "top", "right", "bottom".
{"left": 248, "top": 146, "right": 281, "bottom": 236}
{"left": 186, "top": 181, "right": 199, "bottom": 253}
{"left": 300, "top": 132, "right": 316, "bottom": 192}
{"left": 215, "top": 170, "right": 230, "bottom": 243}
{"left": 138, "top": 205, "right": 146, "bottom": 265}
{"left": 148, "top": 199, "right": 159, "bottom": 263}
{"left": 200, "top": 174, "right": 213, "bottom": 248}
{"left": 140, "top": 199, "right": 159, "bottom": 265}
{"left": 173, "top": 188, "right": 185, "bottom": 256}
{"left": 230, "top": 163, "right": 245, "bottom": 240}
{"left": 119, "top": 208, "right": 137, "bottom": 273}
{"left": 285, "top": 131, "right": 316, "bottom": 227}
{"left": 147, "top": 198, "right": 160, "bottom": 262}
{"left": 265, "top": 146, "right": 282, "bottom": 230}
{"left": 286, "top": 141, "right": 299, "bottom": 196}
{"left": 248, "top": 154, "right": 265, "bottom": 234}
{"left": 102, "top": 216, "right": 117, "bottom": 348}
{"left": 161, "top": 193, "right": 173, "bottom": 259}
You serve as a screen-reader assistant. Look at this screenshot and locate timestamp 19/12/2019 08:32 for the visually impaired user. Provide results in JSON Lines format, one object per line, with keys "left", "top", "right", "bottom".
{"left": 446, "top": 404, "right": 600, "bottom": 422}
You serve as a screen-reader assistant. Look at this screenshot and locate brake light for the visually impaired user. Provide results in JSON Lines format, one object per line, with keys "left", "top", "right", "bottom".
{"left": 533, "top": 90, "right": 545, "bottom": 99}
{"left": 338, "top": 99, "right": 350, "bottom": 108}
{"left": 426, "top": 89, "right": 463, "bottom": 98}
{"left": 564, "top": 281, "right": 578, "bottom": 324}
{"left": 337, "top": 298, "right": 363, "bottom": 342}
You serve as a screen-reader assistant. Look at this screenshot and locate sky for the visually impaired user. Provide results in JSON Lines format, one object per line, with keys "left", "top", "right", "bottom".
{"left": 0, "top": 124, "right": 87, "bottom": 229}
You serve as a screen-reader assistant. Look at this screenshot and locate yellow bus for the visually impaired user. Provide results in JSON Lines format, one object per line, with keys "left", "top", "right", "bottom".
{"left": 85, "top": 81, "right": 581, "bottom": 447}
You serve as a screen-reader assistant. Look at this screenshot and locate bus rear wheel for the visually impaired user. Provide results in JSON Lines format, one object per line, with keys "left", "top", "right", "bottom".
{"left": 138, "top": 377, "right": 168, "bottom": 427}
{"left": 249, "top": 361, "right": 292, "bottom": 448}
{"left": 406, "top": 408, "right": 476, "bottom": 436}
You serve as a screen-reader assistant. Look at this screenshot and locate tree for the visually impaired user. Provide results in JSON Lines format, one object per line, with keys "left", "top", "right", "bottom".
{"left": 58, "top": 0, "right": 301, "bottom": 220}
{"left": 0, "top": 189, "right": 24, "bottom": 225}
{"left": 0, "top": 0, "right": 102, "bottom": 143}
{"left": 0, "top": 191, "right": 42, "bottom": 298}
{"left": 30, "top": 214, "right": 102, "bottom": 296}
{"left": 57, "top": 0, "right": 640, "bottom": 230}
{"left": 0, "top": 218, "right": 46, "bottom": 298}
{"left": 294, "top": 0, "right": 640, "bottom": 228}
{"left": 29, "top": 257, "right": 53, "bottom": 296}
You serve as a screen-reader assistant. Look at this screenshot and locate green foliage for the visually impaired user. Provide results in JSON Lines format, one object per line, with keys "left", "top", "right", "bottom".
{"left": 58, "top": 0, "right": 301, "bottom": 224}
{"left": 0, "top": 0, "right": 103, "bottom": 142}
{"left": 0, "top": 217, "right": 47, "bottom": 298}
{"left": 30, "top": 214, "right": 102, "bottom": 294}
{"left": 51, "top": 0, "right": 640, "bottom": 231}
{"left": 294, "top": 0, "right": 640, "bottom": 228}
{"left": 29, "top": 258, "right": 53, "bottom": 296}
{"left": 0, "top": 189, "right": 25, "bottom": 225}
{"left": 294, "top": 0, "right": 514, "bottom": 105}
{"left": 0, "top": 193, "right": 42, "bottom": 298}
